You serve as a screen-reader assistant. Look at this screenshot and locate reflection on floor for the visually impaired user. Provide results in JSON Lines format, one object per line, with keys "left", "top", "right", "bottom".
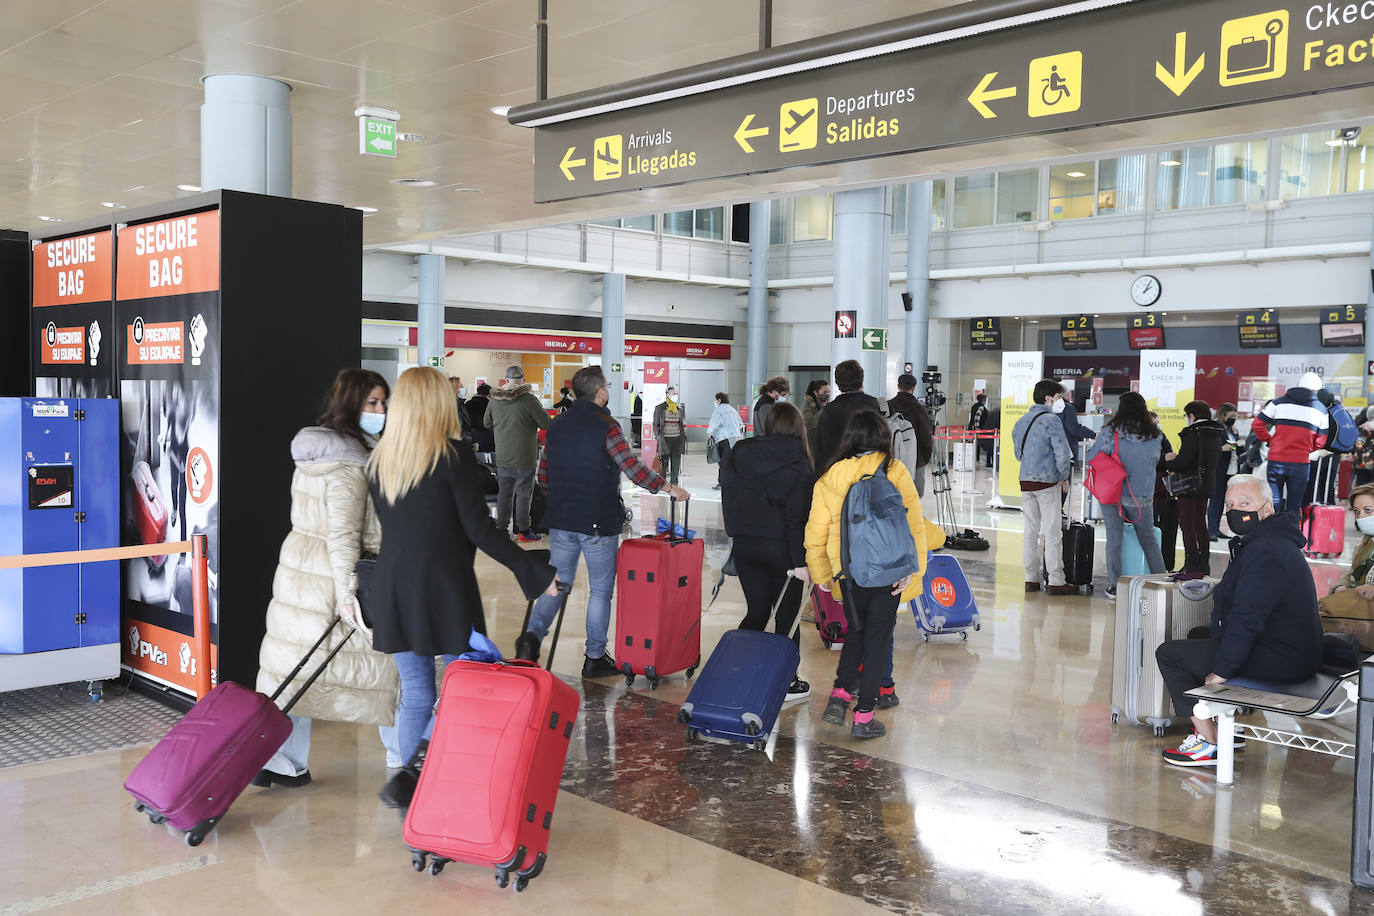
{"left": 2, "top": 453, "right": 1372, "bottom": 914}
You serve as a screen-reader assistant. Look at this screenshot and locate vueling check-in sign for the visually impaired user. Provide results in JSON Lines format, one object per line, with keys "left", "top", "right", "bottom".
{"left": 530, "top": 0, "right": 1374, "bottom": 203}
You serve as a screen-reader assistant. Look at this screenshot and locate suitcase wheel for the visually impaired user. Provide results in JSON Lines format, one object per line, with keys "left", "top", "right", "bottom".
{"left": 685, "top": 727, "right": 700, "bottom": 743}
{"left": 429, "top": 859, "right": 447, "bottom": 877}
{"left": 1111, "top": 711, "right": 1120, "bottom": 724}
{"left": 184, "top": 816, "right": 219, "bottom": 847}
{"left": 1152, "top": 725, "right": 1166, "bottom": 738}
{"left": 752, "top": 739, "right": 766, "bottom": 752}
{"left": 411, "top": 851, "right": 427, "bottom": 872}
{"left": 676, "top": 706, "right": 692, "bottom": 724}
{"left": 960, "top": 631, "right": 968, "bottom": 641}
{"left": 685, "top": 657, "right": 699, "bottom": 679}
{"left": 741, "top": 713, "right": 763, "bottom": 737}
{"left": 624, "top": 674, "right": 635, "bottom": 688}
{"left": 648, "top": 677, "right": 659, "bottom": 691}
{"left": 820, "top": 636, "right": 833, "bottom": 649}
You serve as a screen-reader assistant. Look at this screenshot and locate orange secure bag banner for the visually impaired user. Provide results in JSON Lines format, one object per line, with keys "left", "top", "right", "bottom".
{"left": 116, "top": 210, "right": 220, "bottom": 300}
{"left": 32, "top": 230, "right": 113, "bottom": 307}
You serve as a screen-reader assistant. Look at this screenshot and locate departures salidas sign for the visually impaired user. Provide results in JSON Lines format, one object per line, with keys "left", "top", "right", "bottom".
{"left": 532, "top": 0, "right": 1374, "bottom": 202}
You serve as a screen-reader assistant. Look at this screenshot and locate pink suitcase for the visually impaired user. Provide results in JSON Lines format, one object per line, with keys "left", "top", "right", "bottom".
{"left": 812, "top": 584, "right": 848, "bottom": 648}
{"left": 1304, "top": 504, "right": 1345, "bottom": 558}
{"left": 615, "top": 499, "right": 702, "bottom": 689}
{"left": 125, "top": 619, "right": 352, "bottom": 846}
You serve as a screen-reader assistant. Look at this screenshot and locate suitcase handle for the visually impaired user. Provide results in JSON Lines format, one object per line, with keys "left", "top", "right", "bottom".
{"left": 267, "top": 616, "right": 357, "bottom": 715}
{"left": 518, "top": 581, "right": 574, "bottom": 671}
{"left": 664, "top": 495, "right": 692, "bottom": 543}
{"left": 774, "top": 570, "right": 807, "bottom": 641}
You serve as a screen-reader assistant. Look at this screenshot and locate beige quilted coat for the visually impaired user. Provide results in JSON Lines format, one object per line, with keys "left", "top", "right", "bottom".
{"left": 255, "top": 427, "right": 398, "bottom": 726}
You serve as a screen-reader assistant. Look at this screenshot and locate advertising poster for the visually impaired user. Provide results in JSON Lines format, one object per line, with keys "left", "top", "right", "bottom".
{"left": 998, "top": 351, "right": 1043, "bottom": 503}
{"left": 115, "top": 209, "right": 221, "bottom": 694}
{"left": 31, "top": 230, "right": 115, "bottom": 399}
{"left": 1139, "top": 350, "right": 1196, "bottom": 447}
{"left": 1269, "top": 354, "right": 1363, "bottom": 406}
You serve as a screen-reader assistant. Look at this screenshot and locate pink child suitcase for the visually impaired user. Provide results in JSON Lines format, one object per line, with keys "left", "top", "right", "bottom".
{"left": 1304, "top": 456, "right": 1346, "bottom": 558}
{"left": 124, "top": 619, "right": 352, "bottom": 846}
{"left": 812, "top": 584, "right": 848, "bottom": 648}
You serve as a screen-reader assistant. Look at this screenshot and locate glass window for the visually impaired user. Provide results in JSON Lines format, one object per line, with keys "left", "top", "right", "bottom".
{"left": 952, "top": 174, "right": 994, "bottom": 228}
{"left": 1280, "top": 130, "right": 1342, "bottom": 199}
{"left": 1048, "top": 162, "right": 1096, "bottom": 220}
{"left": 1156, "top": 147, "right": 1210, "bottom": 210}
{"left": 589, "top": 218, "right": 620, "bottom": 228}
{"left": 1212, "top": 139, "right": 1267, "bottom": 204}
{"left": 622, "top": 214, "right": 654, "bottom": 232}
{"left": 1097, "top": 155, "right": 1147, "bottom": 215}
{"left": 930, "top": 179, "right": 946, "bottom": 231}
{"left": 1347, "top": 135, "right": 1374, "bottom": 194}
{"left": 769, "top": 199, "right": 788, "bottom": 244}
{"left": 693, "top": 207, "right": 725, "bottom": 240}
{"left": 792, "top": 194, "right": 832, "bottom": 241}
{"left": 663, "top": 211, "right": 693, "bottom": 237}
{"left": 891, "top": 184, "right": 908, "bottom": 235}
{"left": 996, "top": 169, "right": 1038, "bottom": 223}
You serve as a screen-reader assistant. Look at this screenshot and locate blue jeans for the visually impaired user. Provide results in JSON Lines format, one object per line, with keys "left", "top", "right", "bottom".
{"left": 1104, "top": 500, "right": 1166, "bottom": 584}
{"left": 527, "top": 528, "right": 619, "bottom": 659}
{"left": 392, "top": 651, "right": 460, "bottom": 764}
{"left": 1268, "top": 460, "right": 1310, "bottom": 519}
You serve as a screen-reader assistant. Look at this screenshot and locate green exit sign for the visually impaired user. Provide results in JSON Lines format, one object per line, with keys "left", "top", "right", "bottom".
{"left": 360, "top": 117, "right": 397, "bottom": 157}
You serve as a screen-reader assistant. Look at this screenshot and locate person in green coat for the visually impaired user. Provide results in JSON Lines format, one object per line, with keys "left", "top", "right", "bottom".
{"left": 484, "top": 365, "right": 551, "bottom": 541}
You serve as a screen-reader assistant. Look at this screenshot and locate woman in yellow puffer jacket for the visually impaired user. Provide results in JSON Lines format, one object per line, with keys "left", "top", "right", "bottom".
{"left": 805, "top": 409, "right": 928, "bottom": 739}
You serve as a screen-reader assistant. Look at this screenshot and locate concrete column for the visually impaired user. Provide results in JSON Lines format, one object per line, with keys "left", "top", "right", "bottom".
{"left": 200, "top": 74, "right": 292, "bottom": 196}
{"left": 905, "top": 181, "right": 932, "bottom": 378}
{"left": 747, "top": 201, "right": 770, "bottom": 405}
{"left": 417, "top": 254, "right": 445, "bottom": 368}
{"left": 603, "top": 273, "right": 627, "bottom": 421}
{"left": 832, "top": 188, "right": 891, "bottom": 393}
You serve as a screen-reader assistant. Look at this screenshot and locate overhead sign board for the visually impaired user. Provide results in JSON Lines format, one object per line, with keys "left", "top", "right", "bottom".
{"left": 360, "top": 116, "right": 397, "bottom": 158}
{"left": 1238, "top": 309, "right": 1281, "bottom": 349}
{"left": 531, "top": 0, "right": 1374, "bottom": 202}
{"left": 1060, "top": 315, "right": 1097, "bottom": 351}
{"left": 970, "top": 317, "right": 1002, "bottom": 351}
{"left": 1128, "top": 313, "right": 1166, "bottom": 350}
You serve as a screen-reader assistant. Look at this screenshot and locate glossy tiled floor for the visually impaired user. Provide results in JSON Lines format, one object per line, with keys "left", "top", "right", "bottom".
{"left": 3, "top": 455, "right": 1374, "bottom": 914}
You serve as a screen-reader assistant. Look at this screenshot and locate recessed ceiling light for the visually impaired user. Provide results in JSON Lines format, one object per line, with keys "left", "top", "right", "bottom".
{"left": 1029, "top": 320, "right": 1039, "bottom": 324}
{"left": 397, "top": 132, "right": 425, "bottom": 142}
{"left": 1066, "top": 171, "right": 1087, "bottom": 178}
{"left": 177, "top": 183, "right": 201, "bottom": 192}
{"left": 490, "top": 106, "right": 512, "bottom": 117}
{"left": 452, "top": 187, "right": 483, "bottom": 194}
{"left": 1161, "top": 159, "right": 1181, "bottom": 167}
{"left": 353, "top": 205, "right": 378, "bottom": 213}
{"left": 1325, "top": 139, "right": 1346, "bottom": 147}
{"left": 101, "top": 201, "right": 126, "bottom": 208}
{"left": 389, "top": 178, "right": 439, "bottom": 188}
{"left": 36, "top": 215, "right": 62, "bottom": 222}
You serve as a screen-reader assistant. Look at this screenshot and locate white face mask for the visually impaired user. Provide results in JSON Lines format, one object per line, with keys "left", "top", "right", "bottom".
{"left": 359, "top": 411, "right": 385, "bottom": 436}
{"left": 458, "top": 387, "right": 467, "bottom": 398}
{"left": 1357, "top": 517, "right": 1374, "bottom": 536}
{"left": 1051, "top": 399, "right": 1065, "bottom": 414}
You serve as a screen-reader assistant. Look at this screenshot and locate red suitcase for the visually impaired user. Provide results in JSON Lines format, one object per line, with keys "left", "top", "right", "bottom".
{"left": 812, "top": 583, "right": 848, "bottom": 648}
{"left": 131, "top": 460, "right": 168, "bottom": 569}
{"left": 1304, "top": 457, "right": 1346, "bottom": 558}
{"left": 615, "top": 498, "right": 702, "bottom": 689}
{"left": 402, "top": 660, "right": 579, "bottom": 891}
{"left": 1339, "top": 457, "right": 1355, "bottom": 502}
{"left": 125, "top": 620, "right": 353, "bottom": 846}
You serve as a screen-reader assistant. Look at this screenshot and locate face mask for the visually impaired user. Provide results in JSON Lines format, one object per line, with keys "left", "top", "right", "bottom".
{"left": 1051, "top": 399, "right": 1065, "bottom": 414}
{"left": 458, "top": 387, "right": 467, "bottom": 398}
{"left": 359, "top": 411, "right": 385, "bottom": 436}
{"left": 776, "top": 394, "right": 787, "bottom": 403}
{"left": 1226, "top": 508, "right": 1262, "bottom": 536}
{"left": 1357, "top": 517, "right": 1374, "bottom": 537}
{"left": 819, "top": 392, "right": 830, "bottom": 404}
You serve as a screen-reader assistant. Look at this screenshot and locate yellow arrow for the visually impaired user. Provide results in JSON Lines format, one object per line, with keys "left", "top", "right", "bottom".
{"left": 967, "top": 72, "right": 1017, "bottom": 119}
{"left": 1155, "top": 31, "right": 1204, "bottom": 96}
{"left": 733, "top": 113, "right": 769, "bottom": 153}
{"left": 559, "top": 146, "right": 586, "bottom": 181}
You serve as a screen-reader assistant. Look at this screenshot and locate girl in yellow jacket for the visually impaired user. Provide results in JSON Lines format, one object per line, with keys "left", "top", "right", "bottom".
{"left": 805, "top": 409, "right": 928, "bottom": 739}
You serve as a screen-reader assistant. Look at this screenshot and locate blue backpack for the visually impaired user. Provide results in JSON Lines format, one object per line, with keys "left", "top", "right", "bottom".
{"left": 1329, "top": 405, "right": 1359, "bottom": 453}
{"left": 840, "top": 461, "right": 920, "bottom": 588}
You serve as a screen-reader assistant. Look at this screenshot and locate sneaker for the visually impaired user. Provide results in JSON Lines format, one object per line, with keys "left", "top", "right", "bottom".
{"left": 877, "top": 686, "right": 900, "bottom": 709}
{"left": 1024, "top": 581, "right": 1041, "bottom": 593}
{"left": 784, "top": 678, "right": 810, "bottom": 701}
{"left": 1104, "top": 585, "right": 1117, "bottom": 599}
{"left": 1046, "top": 584, "right": 1078, "bottom": 596}
{"left": 514, "top": 631, "right": 541, "bottom": 663}
{"left": 822, "top": 691, "right": 850, "bottom": 725}
{"left": 582, "top": 653, "right": 620, "bottom": 678}
{"left": 251, "top": 769, "right": 312, "bottom": 788}
{"left": 1162, "top": 731, "right": 1218, "bottom": 767}
{"left": 378, "top": 767, "right": 418, "bottom": 809}
{"left": 517, "top": 530, "right": 543, "bottom": 543}
{"left": 851, "top": 714, "right": 886, "bottom": 739}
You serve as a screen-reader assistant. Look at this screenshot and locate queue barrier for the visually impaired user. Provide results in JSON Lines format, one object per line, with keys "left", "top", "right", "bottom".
{"left": 0, "top": 534, "right": 213, "bottom": 700}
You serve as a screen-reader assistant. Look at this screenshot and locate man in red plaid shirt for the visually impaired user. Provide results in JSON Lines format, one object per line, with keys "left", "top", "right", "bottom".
{"left": 518, "top": 365, "right": 690, "bottom": 676}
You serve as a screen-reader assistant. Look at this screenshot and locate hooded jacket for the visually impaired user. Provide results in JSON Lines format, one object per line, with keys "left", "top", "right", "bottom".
{"left": 1253, "top": 386, "right": 1329, "bottom": 464}
{"left": 1210, "top": 512, "right": 1323, "bottom": 680}
{"left": 720, "top": 434, "right": 815, "bottom": 566}
{"left": 1166, "top": 418, "right": 1228, "bottom": 495}
{"left": 804, "top": 451, "right": 928, "bottom": 603}
{"left": 256, "top": 427, "right": 398, "bottom": 727}
{"left": 483, "top": 382, "right": 550, "bottom": 469}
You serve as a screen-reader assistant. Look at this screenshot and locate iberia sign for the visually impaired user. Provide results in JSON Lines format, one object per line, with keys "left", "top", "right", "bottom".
{"left": 405, "top": 327, "right": 731, "bottom": 360}
{"left": 529, "top": 0, "right": 1374, "bottom": 202}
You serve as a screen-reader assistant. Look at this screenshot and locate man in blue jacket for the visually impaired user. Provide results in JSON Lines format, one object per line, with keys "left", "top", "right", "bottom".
{"left": 1153, "top": 474, "right": 1324, "bottom": 767}
{"left": 1011, "top": 379, "right": 1075, "bottom": 595}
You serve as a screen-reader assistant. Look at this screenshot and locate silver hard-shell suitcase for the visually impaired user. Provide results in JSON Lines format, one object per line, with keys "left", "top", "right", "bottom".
{"left": 1110, "top": 574, "right": 1216, "bottom": 736}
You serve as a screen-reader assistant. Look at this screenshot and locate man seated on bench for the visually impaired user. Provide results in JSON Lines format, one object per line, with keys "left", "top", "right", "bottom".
{"left": 1153, "top": 474, "right": 1324, "bottom": 767}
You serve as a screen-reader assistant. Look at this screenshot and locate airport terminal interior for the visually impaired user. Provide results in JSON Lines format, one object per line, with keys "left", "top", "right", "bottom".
{"left": 9, "top": 0, "right": 1374, "bottom": 913}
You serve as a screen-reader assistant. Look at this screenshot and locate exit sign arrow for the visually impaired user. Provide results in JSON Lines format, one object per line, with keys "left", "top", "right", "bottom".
{"left": 370, "top": 136, "right": 393, "bottom": 152}
{"left": 861, "top": 327, "right": 887, "bottom": 351}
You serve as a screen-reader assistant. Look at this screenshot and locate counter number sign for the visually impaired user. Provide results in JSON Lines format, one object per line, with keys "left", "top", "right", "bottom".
{"left": 1238, "top": 309, "right": 1281, "bottom": 348}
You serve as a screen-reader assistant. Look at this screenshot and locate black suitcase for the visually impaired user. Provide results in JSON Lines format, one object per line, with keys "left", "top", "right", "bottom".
{"left": 1061, "top": 520, "right": 1095, "bottom": 593}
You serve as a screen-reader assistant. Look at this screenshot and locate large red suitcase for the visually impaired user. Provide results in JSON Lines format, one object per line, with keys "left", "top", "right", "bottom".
{"left": 125, "top": 620, "right": 353, "bottom": 846}
{"left": 615, "top": 499, "right": 702, "bottom": 688}
{"left": 1304, "top": 456, "right": 1347, "bottom": 558}
{"left": 131, "top": 460, "right": 168, "bottom": 569}
{"left": 403, "top": 659, "right": 579, "bottom": 891}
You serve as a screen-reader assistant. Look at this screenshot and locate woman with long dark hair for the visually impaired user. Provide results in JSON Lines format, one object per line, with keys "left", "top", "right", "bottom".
{"left": 1086, "top": 392, "right": 1167, "bottom": 598}
{"left": 255, "top": 369, "right": 399, "bottom": 787}
{"left": 720, "top": 401, "right": 815, "bottom": 700}
{"left": 805, "top": 409, "right": 928, "bottom": 739}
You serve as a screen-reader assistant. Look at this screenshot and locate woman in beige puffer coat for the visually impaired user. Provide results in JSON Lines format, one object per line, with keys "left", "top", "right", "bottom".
{"left": 255, "top": 369, "right": 399, "bottom": 787}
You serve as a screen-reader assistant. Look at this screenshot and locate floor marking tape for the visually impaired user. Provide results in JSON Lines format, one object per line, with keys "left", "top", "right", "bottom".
{"left": 0, "top": 855, "right": 221, "bottom": 914}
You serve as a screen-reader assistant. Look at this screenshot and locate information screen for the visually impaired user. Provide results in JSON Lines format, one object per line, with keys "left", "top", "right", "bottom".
{"left": 1127, "top": 313, "right": 1164, "bottom": 350}
{"left": 1319, "top": 305, "right": 1364, "bottom": 348}
{"left": 970, "top": 317, "right": 1002, "bottom": 350}
{"left": 1237, "top": 309, "right": 1280, "bottom": 349}
{"left": 1060, "top": 315, "right": 1096, "bottom": 350}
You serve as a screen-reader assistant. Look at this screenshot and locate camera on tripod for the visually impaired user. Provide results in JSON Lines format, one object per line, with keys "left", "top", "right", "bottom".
{"left": 921, "top": 368, "right": 946, "bottom": 411}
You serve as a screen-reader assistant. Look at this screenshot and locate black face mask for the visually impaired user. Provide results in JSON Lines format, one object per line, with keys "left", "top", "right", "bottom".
{"left": 1226, "top": 508, "right": 1262, "bottom": 536}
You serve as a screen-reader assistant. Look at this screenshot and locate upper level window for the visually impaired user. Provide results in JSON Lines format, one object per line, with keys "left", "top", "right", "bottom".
{"left": 1280, "top": 130, "right": 1342, "bottom": 199}
{"left": 1156, "top": 146, "right": 1211, "bottom": 210}
{"left": 663, "top": 211, "right": 693, "bottom": 237}
{"left": 793, "top": 194, "right": 833, "bottom": 241}
{"left": 996, "top": 169, "right": 1038, "bottom": 223}
{"left": 953, "top": 174, "right": 995, "bottom": 228}
{"left": 1212, "top": 139, "right": 1267, "bottom": 204}
{"left": 1097, "top": 155, "right": 1147, "bottom": 215}
{"left": 1049, "top": 162, "right": 1095, "bottom": 220}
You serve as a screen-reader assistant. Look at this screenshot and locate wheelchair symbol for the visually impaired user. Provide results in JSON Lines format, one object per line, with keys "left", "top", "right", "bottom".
{"left": 1041, "top": 66, "right": 1071, "bottom": 107}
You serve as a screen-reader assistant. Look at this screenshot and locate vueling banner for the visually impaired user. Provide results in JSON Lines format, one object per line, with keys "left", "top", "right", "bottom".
{"left": 998, "top": 351, "right": 1044, "bottom": 503}
{"left": 1140, "top": 349, "right": 1196, "bottom": 447}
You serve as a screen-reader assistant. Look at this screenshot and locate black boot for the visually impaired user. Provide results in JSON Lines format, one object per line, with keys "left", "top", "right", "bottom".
{"left": 379, "top": 739, "right": 427, "bottom": 811}
{"left": 514, "top": 631, "right": 541, "bottom": 663}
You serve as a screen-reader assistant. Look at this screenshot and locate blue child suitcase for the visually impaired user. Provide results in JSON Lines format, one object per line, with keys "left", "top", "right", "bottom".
{"left": 677, "top": 574, "right": 803, "bottom": 749}
{"left": 913, "top": 554, "right": 980, "bottom": 640}
{"left": 1121, "top": 525, "right": 1162, "bottom": 578}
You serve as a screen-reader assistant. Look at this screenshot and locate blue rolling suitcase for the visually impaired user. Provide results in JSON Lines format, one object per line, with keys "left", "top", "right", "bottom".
{"left": 1121, "top": 525, "right": 1162, "bottom": 578}
{"left": 913, "top": 554, "right": 980, "bottom": 640}
{"left": 677, "top": 574, "right": 804, "bottom": 750}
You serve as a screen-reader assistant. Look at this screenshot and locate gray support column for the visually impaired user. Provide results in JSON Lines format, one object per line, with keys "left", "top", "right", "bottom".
{"left": 747, "top": 201, "right": 770, "bottom": 407}
{"left": 833, "top": 188, "right": 891, "bottom": 392}
{"left": 905, "top": 181, "right": 933, "bottom": 377}
{"left": 417, "top": 254, "right": 445, "bottom": 368}
{"left": 603, "top": 273, "right": 627, "bottom": 422}
{"left": 200, "top": 74, "right": 292, "bottom": 196}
